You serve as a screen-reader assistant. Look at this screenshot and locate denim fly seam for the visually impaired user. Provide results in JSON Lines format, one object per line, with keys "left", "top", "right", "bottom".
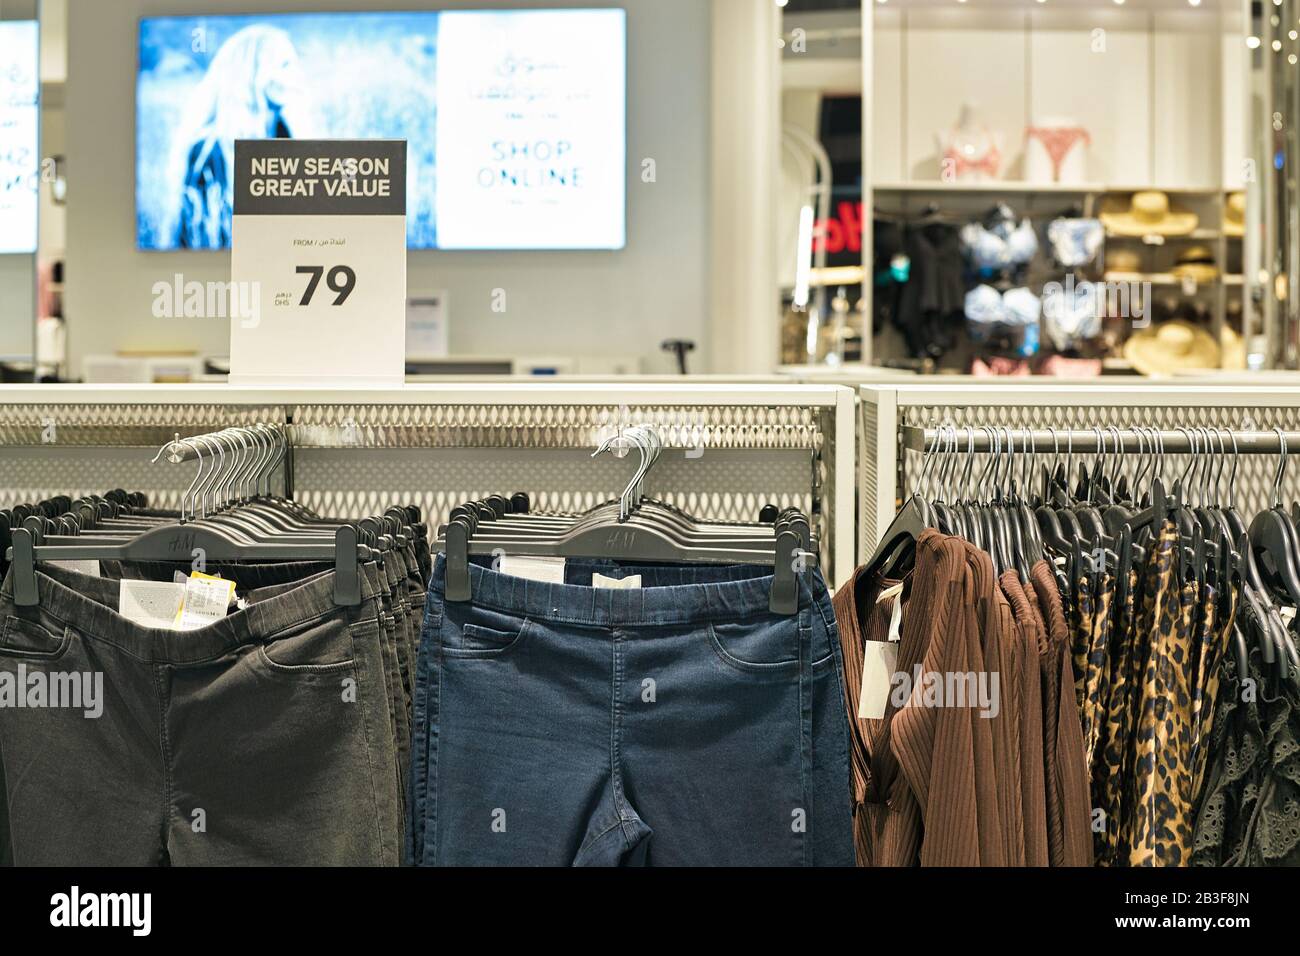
{"left": 151, "top": 661, "right": 176, "bottom": 859}
{"left": 347, "top": 619, "right": 392, "bottom": 866}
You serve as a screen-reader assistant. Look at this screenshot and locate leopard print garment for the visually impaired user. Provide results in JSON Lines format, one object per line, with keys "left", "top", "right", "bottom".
{"left": 1080, "top": 571, "right": 1115, "bottom": 771}
{"left": 1072, "top": 571, "right": 1094, "bottom": 712}
{"left": 1129, "top": 544, "right": 1198, "bottom": 866}
{"left": 1191, "top": 582, "right": 1236, "bottom": 803}
{"left": 1092, "top": 566, "right": 1138, "bottom": 865}
{"left": 1120, "top": 522, "right": 1178, "bottom": 864}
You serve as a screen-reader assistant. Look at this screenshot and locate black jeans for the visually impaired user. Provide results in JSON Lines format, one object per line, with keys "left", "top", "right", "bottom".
{"left": 0, "top": 561, "right": 401, "bottom": 865}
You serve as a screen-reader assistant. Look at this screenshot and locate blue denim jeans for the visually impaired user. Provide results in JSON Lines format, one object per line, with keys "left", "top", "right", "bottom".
{"left": 408, "top": 556, "right": 854, "bottom": 866}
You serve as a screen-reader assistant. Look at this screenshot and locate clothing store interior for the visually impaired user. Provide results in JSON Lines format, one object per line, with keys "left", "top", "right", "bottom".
{"left": 1, "top": 0, "right": 1299, "bottom": 879}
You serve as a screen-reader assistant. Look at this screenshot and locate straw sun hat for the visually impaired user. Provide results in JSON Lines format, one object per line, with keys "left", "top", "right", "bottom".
{"left": 1123, "top": 320, "right": 1220, "bottom": 375}
{"left": 1100, "top": 191, "right": 1198, "bottom": 237}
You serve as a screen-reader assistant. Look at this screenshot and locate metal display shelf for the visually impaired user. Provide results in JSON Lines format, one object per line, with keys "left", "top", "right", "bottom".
{"left": 0, "top": 383, "right": 857, "bottom": 586}
{"left": 858, "top": 382, "right": 1300, "bottom": 563}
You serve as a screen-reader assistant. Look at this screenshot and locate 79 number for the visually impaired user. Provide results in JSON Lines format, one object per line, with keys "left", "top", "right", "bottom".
{"left": 296, "top": 265, "right": 356, "bottom": 306}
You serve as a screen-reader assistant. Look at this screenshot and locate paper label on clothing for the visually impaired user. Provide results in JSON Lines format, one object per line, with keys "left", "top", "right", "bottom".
{"left": 877, "top": 582, "right": 904, "bottom": 602}
{"left": 498, "top": 555, "right": 567, "bottom": 585}
{"left": 176, "top": 574, "right": 236, "bottom": 631}
{"left": 592, "top": 573, "right": 642, "bottom": 589}
{"left": 858, "top": 639, "right": 900, "bottom": 720}
{"left": 49, "top": 559, "right": 100, "bottom": 577}
{"left": 118, "top": 580, "right": 186, "bottom": 629}
{"left": 877, "top": 583, "right": 904, "bottom": 643}
{"left": 1282, "top": 606, "right": 1297, "bottom": 628}
{"left": 886, "top": 593, "right": 904, "bottom": 643}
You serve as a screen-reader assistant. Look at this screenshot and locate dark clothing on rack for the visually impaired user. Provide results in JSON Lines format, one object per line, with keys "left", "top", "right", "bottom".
{"left": 0, "top": 560, "right": 404, "bottom": 865}
{"left": 1191, "top": 651, "right": 1300, "bottom": 866}
{"left": 873, "top": 219, "right": 906, "bottom": 335}
{"left": 895, "top": 224, "right": 965, "bottom": 359}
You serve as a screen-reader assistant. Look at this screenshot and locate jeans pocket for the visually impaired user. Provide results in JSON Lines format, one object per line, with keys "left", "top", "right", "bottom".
{"left": 0, "top": 617, "right": 72, "bottom": 662}
{"left": 443, "top": 606, "right": 532, "bottom": 658}
{"left": 708, "top": 619, "right": 800, "bottom": 677}
{"left": 256, "top": 619, "right": 360, "bottom": 674}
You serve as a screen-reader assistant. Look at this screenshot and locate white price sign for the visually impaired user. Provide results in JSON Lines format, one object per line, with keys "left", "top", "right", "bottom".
{"left": 229, "top": 139, "right": 407, "bottom": 386}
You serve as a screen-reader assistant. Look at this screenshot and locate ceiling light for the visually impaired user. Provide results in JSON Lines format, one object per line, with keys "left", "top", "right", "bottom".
{"left": 1290, "top": 29, "right": 1297, "bottom": 38}
{"left": 1291, "top": 53, "right": 1298, "bottom": 64}
{"left": 1113, "top": 0, "right": 1125, "bottom": 6}
{"left": 1274, "top": 39, "right": 1284, "bottom": 51}
{"left": 1247, "top": 35, "right": 1262, "bottom": 48}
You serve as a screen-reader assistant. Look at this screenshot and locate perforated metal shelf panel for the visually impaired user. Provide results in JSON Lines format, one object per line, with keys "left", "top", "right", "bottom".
{"left": 288, "top": 402, "right": 825, "bottom": 451}
{"left": 0, "top": 385, "right": 852, "bottom": 583}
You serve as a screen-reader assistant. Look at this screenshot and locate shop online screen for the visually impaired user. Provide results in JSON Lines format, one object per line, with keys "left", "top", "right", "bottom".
{"left": 0, "top": 20, "right": 39, "bottom": 256}
{"left": 136, "top": 9, "right": 626, "bottom": 251}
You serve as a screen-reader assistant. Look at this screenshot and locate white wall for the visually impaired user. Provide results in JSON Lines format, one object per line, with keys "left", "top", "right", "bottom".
{"left": 874, "top": 6, "right": 1230, "bottom": 188}
{"left": 0, "top": 257, "right": 33, "bottom": 358}
{"left": 64, "top": 0, "right": 710, "bottom": 374}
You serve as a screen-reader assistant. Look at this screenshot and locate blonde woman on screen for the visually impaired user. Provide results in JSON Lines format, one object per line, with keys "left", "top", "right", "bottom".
{"left": 164, "top": 25, "right": 312, "bottom": 249}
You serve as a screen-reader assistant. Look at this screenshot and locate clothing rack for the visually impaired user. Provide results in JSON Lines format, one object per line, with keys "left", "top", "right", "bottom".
{"left": 0, "top": 384, "right": 856, "bottom": 585}
{"left": 858, "top": 382, "right": 1300, "bottom": 561}
{"left": 902, "top": 426, "right": 1300, "bottom": 454}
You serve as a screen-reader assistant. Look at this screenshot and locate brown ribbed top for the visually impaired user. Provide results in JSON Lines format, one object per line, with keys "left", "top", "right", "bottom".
{"left": 831, "top": 565, "right": 894, "bottom": 866}
{"left": 1000, "top": 569, "right": 1048, "bottom": 866}
{"left": 891, "top": 530, "right": 997, "bottom": 866}
{"left": 1030, "top": 560, "right": 1094, "bottom": 866}
{"left": 963, "top": 546, "right": 1009, "bottom": 867}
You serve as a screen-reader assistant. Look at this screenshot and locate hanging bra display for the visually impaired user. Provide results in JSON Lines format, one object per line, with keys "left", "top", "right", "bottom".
{"left": 964, "top": 285, "right": 1041, "bottom": 356}
{"left": 960, "top": 218, "right": 1038, "bottom": 272}
{"left": 1041, "top": 280, "right": 1103, "bottom": 351}
{"left": 1047, "top": 218, "right": 1104, "bottom": 268}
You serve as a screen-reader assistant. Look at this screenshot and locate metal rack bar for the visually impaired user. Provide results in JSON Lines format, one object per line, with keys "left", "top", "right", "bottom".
{"left": 0, "top": 384, "right": 856, "bottom": 585}
{"left": 903, "top": 426, "right": 1300, "bottom": 454}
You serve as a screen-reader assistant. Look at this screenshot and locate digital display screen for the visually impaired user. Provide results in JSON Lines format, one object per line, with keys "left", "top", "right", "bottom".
{"left": 136, "top": 9, "right": 626, "bottom": 251}
{"left": 0, "top": 20, "right": 40, "bottom": 256}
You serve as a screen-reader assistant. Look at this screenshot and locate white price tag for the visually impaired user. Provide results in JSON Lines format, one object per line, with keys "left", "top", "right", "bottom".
{"left": 498, "top": 555, "right": 567, "bottom": 585}
{"left": 858, "top": 640, "right": 900, "bottom": 720}
{"left": 177, "top": 575, "right": 235, "bottom": 631}
{"left": 118, "top": 580, "right": 186, "bottom": 629}
{"left": 592, "top": 573, "right": 641, "bottom": 589}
